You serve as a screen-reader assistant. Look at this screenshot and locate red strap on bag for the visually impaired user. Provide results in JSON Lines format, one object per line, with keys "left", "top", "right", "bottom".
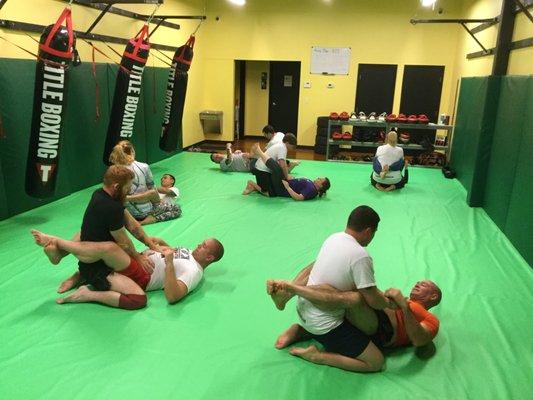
{"left": 174, "top": 35, "right": 195, "bottom": 65}
{"left": 39, "top": 7, "right": 74, "bottom": 60}
{"left": 124, "top": 25, "right": 150, "bottom": 63}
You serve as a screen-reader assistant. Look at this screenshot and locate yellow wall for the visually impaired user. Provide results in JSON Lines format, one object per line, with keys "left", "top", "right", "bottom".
{"left": 1, "top": 0, "right": 532, "bottom": 148}
{"left": 198, "top": 0, "right": 464, "bottom": 145}
{"left": 244, "top": 61, "right": 269, "bottom": 136}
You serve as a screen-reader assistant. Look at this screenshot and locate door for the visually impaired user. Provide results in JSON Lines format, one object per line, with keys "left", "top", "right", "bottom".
{"left": 268, "top": 61, "right": 300, "bottom": 135}
{"left": 399, "top": 65, "right": 444, "bottom": 123}
{"left": 355, "top": 64, "right": 397, "bottom": 115}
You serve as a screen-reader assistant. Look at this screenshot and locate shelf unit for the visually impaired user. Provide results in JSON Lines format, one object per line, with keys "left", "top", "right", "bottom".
{"left": 325, "top": 119, "right": 454, "bottom": 162}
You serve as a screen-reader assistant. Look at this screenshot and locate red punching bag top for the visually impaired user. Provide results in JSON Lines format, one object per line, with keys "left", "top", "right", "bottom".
{"left": 124, "top": 25, "right": 151, "bottom": 64}
{"left": 174, "top": 35, "right": 195, "bottom": 72}
{"left": 39, "top": 7, "right": 75, "bottom": 60}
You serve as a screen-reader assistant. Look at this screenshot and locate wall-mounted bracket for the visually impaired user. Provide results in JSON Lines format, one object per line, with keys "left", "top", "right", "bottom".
{"left": 0, "top": 18, "right": 177, "bottom": 52}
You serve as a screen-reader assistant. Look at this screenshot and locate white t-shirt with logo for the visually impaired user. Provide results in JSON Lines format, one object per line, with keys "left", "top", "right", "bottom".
{"left": 146, "top": 248, "right": 203, "bottom": 293}
{"left": 158, "top": 187, "right": 180, "bottom": 205}
{"left": 265, "top": 132, "right": 284, "bottom": 149}
{"left": 255, "top": 142, "right": 287, "bottom": 173}
{"left": 127, "top": 161, "right": 155, "bottom": 218}
{"left": 296, "top": 232, "right": 376, "bottom": 335}
{"left": 372, "top": 144, "right": 404, "bottom": 184}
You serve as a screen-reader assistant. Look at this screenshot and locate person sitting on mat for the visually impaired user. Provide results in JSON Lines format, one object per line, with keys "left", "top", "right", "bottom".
{"left": 264, "top": 206, "right": 395, "bottom": 372}
{"left": 29, "top": 165, "right": 167, "bottom": 310}
{"left": 244, "top": 134, "right": 297, "bottom": 196}
{"left": 243, "top": 143, "right": 330, "bottom": 200}
{"left": 32, "top": 230, "right": 224, "bottom": 308}
{"left": 267, "top": 279, "right": 441, "bottom": 355}
{"left": 371, "top": 131, "right": 409, "bottom": 192}
{"left": 125, "top": 173, "right": 182, "bottom": 225}
{"left": 110, "top": 141, "right": 181, "bottom": 225}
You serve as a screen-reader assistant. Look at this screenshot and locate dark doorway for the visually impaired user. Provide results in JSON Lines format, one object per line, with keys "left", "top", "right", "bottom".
{"left": 354, "top": 64, "right": 397, "bottom": 115}
{"left": 399, "top": 65, "right": 444, "bottom": 123}
{"left": 268, "top": 61, "right": 300, "bottom": 135}
{"left": 234, "top": 60, "right": 246, "bottom": 140}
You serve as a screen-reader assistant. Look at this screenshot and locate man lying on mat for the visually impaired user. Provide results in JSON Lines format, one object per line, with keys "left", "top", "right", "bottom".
{"left": 267, "top": 277, "right": 441, "bottom": 372}
{"left": 32, "top": 230, "right": 224, "bottom": 309}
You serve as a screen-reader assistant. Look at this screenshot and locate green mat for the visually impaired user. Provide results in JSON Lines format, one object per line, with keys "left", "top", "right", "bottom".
{"left": 0, "top": 153, "right": 531, "bottom": 399}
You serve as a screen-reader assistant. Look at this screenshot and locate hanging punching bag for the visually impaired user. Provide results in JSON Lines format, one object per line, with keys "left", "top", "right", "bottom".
{"left": 160, "top": 35, "right": 195, "bottom": 152}
{"left": 102, "top": 25, "right": 150, "bottom": 165}
{"left": 25, "top": 8, "right": 76, "bottom": 198}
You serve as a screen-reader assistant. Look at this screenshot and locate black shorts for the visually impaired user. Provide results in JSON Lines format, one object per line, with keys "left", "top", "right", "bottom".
{"left": 312, "top": 320, "right": 371, "bottom": 359}
{"left": 370, "top": 309, "right": 394, "bottom": 347}
{"left": 78, "top": 260, "right": 113, "bottom": 291}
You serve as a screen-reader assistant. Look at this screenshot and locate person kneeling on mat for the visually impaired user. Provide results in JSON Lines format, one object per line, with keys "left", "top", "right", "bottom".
{"left": 267, "top": 279, "right": 441, "bottom": 362}
{"left": 243, "top": 135, "right": 297, "bottom": 196}
{"left": 29, "top": 165, "right": 167, "bottom": 310}
{"left": 32, "top": 231, "right": 224, "bottom": 307}
{"left": 264, "top": 206, "right": 395, "bottom": 372}
{"left": 371, "top": 131, "right": 409, "bottom": 192}
{"left": 244, "top": 143, "right": 330, "bottom": 201}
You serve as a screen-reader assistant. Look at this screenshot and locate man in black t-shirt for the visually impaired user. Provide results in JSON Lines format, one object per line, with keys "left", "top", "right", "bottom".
{"left": 33, "top": 165, "right": 167, "bottom": 310}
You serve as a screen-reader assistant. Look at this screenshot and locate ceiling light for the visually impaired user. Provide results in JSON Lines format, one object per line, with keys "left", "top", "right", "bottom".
{"left": 228, "top": 0, "right": 246, "bottom": 6}
{"left": 421, "top": 0, "right": 436, "bottom": 7}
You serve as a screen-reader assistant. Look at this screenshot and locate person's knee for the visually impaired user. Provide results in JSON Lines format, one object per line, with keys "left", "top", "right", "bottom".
{"left": 118, "top": 293, "right": 147, "bottom": 310}
{"left": 368, "top": 352, "right": 385, "bottom": 372}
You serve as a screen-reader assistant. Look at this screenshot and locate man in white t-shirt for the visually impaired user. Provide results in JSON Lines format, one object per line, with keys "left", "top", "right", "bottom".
{"left": 262, "top": 125, "right": 285, "bottom": 149}
{"left": 371, "top": 131, "right": 409, "bottom": 192}
{"left": 266, "top": 206, "right": 395, "bottom": 372}
{"left": 34, "top": 232, "right": 224, "bottom": 307}
{"left": 244, "top": 133, "right": 297, "bottom": 196}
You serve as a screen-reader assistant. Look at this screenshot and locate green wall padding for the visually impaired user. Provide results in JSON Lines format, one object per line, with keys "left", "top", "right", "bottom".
{"left": 0, "top": 156, "right": 8, "bottom": 220}
{"left": 142, "top": 67, "right": 180, "bottom": 164}
{"left": 0, "top": 59, "right": 177, "bottom": 220}
{"left": 450, "top": 76, "right": 500, "bottom": 206}
{"left": 483, "top": 76, "right": 529, "bottom": 229}
{"left": 503, "top": 76, "right": 533, "bottom": 266}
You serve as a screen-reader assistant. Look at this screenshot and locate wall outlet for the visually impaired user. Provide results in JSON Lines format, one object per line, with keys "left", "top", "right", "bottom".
{"left": 327, "top": 82, "right": 334, "bottom": 89}
{"left": 303, "top": 81, "right": 311, "bottom": 88}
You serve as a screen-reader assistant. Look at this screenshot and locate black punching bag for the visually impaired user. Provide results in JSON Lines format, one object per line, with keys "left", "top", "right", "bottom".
{"left": 103, "top": 25, "right": 150, "bottom": 165}
{"left": 25, "top": 8, "right": 76, "bottom": 198}
{"left": 160, "top": 35, "right": 195, "bottom": 152}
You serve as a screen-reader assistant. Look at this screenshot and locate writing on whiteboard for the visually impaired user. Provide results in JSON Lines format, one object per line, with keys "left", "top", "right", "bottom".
{"left": 310, "top": 47, "right": 351, "bottom": 75}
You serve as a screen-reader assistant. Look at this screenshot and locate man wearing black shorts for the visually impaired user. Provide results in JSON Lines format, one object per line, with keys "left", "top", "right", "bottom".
{"left": 33, "top": 165, "right": 166, "bottom": 310}
{"left": 265, "top": 206, "right": 396, "bottom": 372}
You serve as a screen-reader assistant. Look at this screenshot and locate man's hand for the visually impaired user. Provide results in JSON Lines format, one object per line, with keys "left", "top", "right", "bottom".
{"left": 226, "top": 142, "right": 232, "bottom": 150}
{"left": 162, "top": 247, "right": 174, "bottom": 266}
{"left": 136, "top": 253, "right": 155, "bottom": 274}
{"left": 384, "top": 288, "right": 408, "bottom": 310}
{"left": 149, "top": 236, "right": 170, "bottom": 252}
{"left": 282, "top": 180, "right": 290, "bottom": 189}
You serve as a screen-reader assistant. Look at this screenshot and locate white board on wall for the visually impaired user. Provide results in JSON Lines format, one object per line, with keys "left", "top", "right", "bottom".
{"left": 310, "top": 47, "right": 351, "bottom": 75}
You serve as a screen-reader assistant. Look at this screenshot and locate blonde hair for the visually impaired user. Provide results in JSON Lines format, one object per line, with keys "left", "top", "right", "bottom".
{"left": 109, "top": 140, "right": 135, "bottom": 165}
{"left": 387, "top": 131, "right": 398, "bottom": 146}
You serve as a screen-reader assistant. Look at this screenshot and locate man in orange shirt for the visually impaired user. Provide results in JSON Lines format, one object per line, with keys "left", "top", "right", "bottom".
{"left": 268, "top": 278, "right": 441, "bottom": 357}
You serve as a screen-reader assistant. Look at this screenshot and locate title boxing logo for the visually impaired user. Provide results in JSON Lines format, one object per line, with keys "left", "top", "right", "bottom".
{"left": 37, "top": 63, "right": 65, "bottom": 183}
{"left": 162, "top": 62, "right": 177, "bottom": 129}
{"left": 120, "top": 64, "right": 145, "bottom": 138}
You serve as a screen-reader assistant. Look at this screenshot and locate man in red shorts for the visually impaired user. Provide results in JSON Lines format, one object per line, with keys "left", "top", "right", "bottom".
{"left": 32, "top": 231, "right": 224, "bottom": 307}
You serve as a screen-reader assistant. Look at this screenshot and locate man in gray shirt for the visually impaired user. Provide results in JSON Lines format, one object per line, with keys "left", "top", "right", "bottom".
{"left": 210, "top": 143, "right": 251, "bottom": 172}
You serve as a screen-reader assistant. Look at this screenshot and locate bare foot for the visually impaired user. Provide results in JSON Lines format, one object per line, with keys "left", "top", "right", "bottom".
{"left": 56, "top": 285, "right": 92, "bottom": 304}
{"left": 290, "top": 345, "right": 321, "bottom": 364}
{"left": 31, "top": 229, "right": 54, "bottom": 247}
{"left": 267, "top": 279, "right": 292, "bottom": 310}
{"left": 242, "top": 180, "right": 257, "bottom": 195}
{"left": 44, "top": 239, "right": 62, "bottom": 265}
{"left": 57, "top": 271, "right": 81, "bottom": 293}
{"left": 275, "top": 324, "right": 306, "bottom": 349}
